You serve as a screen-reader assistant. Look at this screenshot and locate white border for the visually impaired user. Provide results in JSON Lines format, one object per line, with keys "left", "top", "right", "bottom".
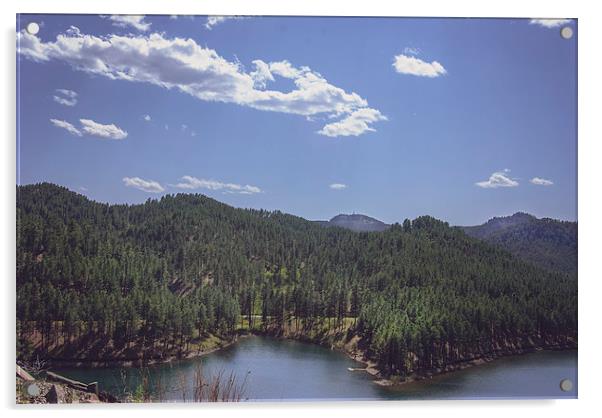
{"left": 2, "top": 1, "right": 601, "bottom": 417}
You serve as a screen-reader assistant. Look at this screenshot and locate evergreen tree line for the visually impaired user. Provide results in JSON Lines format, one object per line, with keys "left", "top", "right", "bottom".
{"left": 16, "top": 183, "right": 577, "bottom": 374}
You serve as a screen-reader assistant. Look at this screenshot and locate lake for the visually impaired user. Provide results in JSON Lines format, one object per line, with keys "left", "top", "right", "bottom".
{"left": 52, "top": 335, "right": 577, "bottom": 401}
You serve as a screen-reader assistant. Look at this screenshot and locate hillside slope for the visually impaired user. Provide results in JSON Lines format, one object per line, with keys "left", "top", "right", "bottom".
{"left": 17, "top": 183, "right": 577, "bottom": 377}
{"left": 461, "top": 212, "right": 577, "bottom": 274}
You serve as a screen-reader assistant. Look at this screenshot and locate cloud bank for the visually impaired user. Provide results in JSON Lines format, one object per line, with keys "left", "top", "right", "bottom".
{"left": 172, "top": 176, "right": 262, "bottom": 194}
{"left": 17, "top": 28, "right": 384, "bottom": 137}
{"left": 329, "top": 183, "right": 347, "bottom": 190}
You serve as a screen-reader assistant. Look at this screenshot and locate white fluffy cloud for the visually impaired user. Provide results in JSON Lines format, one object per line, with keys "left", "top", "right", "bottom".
{"left": 80, "top": 119, "right": 128, "bottom": 140}
{"left": 318, "top": 108, "right": 387, "bottom": 137}
{"left": 205, "top": 16, "right": 245, "bottom": 30}
{"left": 123, "top": 177, "right": 165, "bottom": 193}
{"left": 529, "top": 19, "right": 571, "bottom": 28}
{"left": 53, "top": 88, "right": 78, "bottom": 106}
{"left": 50, "top": 118, "right": 82, "bottom": 136}
{"left": 172, "top": 176, "right": 262, "bottom": 194}
{"left": 108, "top": 15, "right": 151, "bottom": 32}
{"left": 329, "top": 183, "right": 347, "bottom": 190}
{"left": 143, "top": 114, "right": 151, "bottom": 121}
{"left": 476, "top": 169, "right": 519, "bottom": 188}
{"left": 17, "top": 28, "right": 384, "bottom": 137}
{"left": 393, "top": 54, "right": 447, "bottom": 78}
{"left": 50, "top": 118, "right": 127, "bottom": 139}
{"left": 530, "top": 177, "right": 554, "bottom": 186}
{"left": 250, "top": 59, "right": 275, "bottom": 89}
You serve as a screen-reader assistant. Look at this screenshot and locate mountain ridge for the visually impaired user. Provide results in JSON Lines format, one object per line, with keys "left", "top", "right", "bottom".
{"left": 17, "top": 183, "right": 577, "bottom": 274}
{"left": 461, "top": 212, "right": 577, "bottom": 274}
{"left": 17, "top": 182, "right": 576, "bottom": 378}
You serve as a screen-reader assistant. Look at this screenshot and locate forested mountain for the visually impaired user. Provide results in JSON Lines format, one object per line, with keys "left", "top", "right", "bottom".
{"left": 461, "top": 212, "right": 577, "bottom": 274}
{"left": 316, "top": 214, "right": 390, "bottom": 232}
{"left": 317, "top": 212, "right": 578, "bottom": 276}
{"left": 16, "top": 183, "right": 577, "bottom": 377}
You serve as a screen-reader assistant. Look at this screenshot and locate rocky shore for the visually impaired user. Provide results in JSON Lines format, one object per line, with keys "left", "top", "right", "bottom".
{"left": 16, "top": 378, "right": 104, "bottom": 404}
{"left": 16, "top": 365, "right": 118, "bottom": 404}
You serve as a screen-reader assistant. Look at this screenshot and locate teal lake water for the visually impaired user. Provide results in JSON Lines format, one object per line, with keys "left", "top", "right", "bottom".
{"left": 53, "top": 336, "right": 577, "bottom": 401}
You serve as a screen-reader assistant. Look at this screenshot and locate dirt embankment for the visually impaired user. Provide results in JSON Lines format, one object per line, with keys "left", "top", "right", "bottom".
{"left": 21, "top": 331, "right": 237, "bottom": 368}
{"left": 342, "top": 334, "right": 577, "bottom": 387}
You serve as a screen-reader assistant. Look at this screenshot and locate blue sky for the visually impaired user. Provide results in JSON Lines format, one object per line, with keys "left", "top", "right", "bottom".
{"left": 16, "top": 15, "right": 577, "bottom": 225}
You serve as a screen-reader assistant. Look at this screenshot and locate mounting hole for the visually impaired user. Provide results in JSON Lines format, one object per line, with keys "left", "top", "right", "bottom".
{"left": 25, "top": 382, "right": 41, "bottom": 397}
{"left": 560, "top": 26, "right": 573, "bottom": 40}
{"left": 26, "top": 22, "right": 40, "bottom": 35}
{"left": 559, "top": 378, "right": 573, "bottom": 392}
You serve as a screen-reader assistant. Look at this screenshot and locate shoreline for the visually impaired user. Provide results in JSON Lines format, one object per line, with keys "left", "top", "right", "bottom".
{"left": 344, "top": 342, "right": 577, "bottom": 387}
{"left": 42, "top": 331, "right": 577, "bottom": 390}
{"left": 250, "top": 329, "right": 577, "bottom": 388}
{"left": 41, "top": 335, "right": 243, "bottom": 368}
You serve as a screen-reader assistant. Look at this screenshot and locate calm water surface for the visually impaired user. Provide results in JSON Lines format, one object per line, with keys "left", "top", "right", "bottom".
{"left": 53, "top": 336, "right": 577, "bottom": 401}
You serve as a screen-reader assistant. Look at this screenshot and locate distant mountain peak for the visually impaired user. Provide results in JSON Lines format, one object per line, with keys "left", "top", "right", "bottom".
{"left": 489, "top": 211, "right": 534, "bottom": 221}
{"left": 482, "top": 212, "right": 536, "bottom": 229}
{"left": 320, "top": 213, "right": 390, "bottom": 232}
{"left": 330, "top": 213, "right": 376, "bottom": 222}
{"left": 509, "top": 211, "right": 535, "bottom": 219}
